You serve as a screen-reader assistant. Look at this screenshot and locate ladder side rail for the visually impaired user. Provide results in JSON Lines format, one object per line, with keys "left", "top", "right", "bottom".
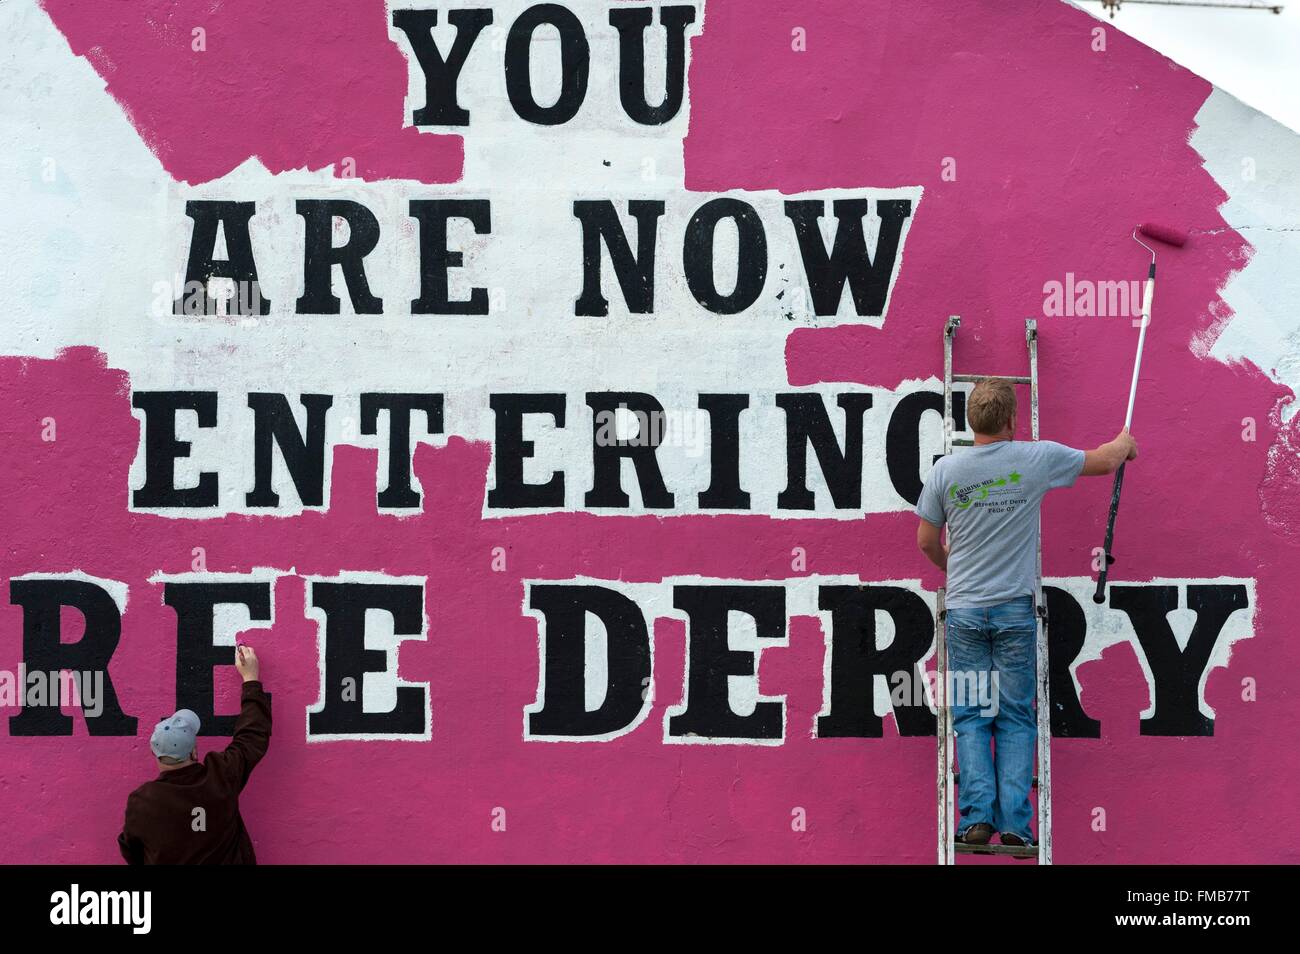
{"left": 1027, "top": 319, "right": 1052, "bottom": 865}
{"left": 936, "top": 587, "right": 951, "bottom": 865}
{"left": 937, "top": 316, "right": 959, "bottom": 865}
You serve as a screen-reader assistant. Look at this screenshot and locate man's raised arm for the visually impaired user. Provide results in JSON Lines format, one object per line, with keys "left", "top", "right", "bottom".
{"left": 1081, "top": 427, "right": 1139, "bottom": 476}
{"left": 211, "top": 645, "right": 272, "bottom": 792}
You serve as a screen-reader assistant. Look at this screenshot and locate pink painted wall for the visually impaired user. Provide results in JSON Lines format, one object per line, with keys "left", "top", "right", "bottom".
{"left": 2, "top": 0, "right": 1295, "bottom": 863}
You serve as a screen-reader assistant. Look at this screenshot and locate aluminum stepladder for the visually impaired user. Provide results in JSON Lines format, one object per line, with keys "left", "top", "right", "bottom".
{"left": 935, "top": 316, "right": 1051, "bottom": 864}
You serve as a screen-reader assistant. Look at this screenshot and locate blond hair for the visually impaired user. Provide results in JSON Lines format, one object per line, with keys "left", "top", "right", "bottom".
{"left": 967, "top": 378, "right": 1016, "bottom": 435}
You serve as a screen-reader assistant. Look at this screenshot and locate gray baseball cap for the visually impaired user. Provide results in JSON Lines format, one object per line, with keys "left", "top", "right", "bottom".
{"left": 150, "top": 709, "right": 201, "bottom": 760}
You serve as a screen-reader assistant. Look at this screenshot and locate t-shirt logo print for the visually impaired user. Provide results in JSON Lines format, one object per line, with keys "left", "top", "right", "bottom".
{"left": 948, "top": 471, "right": 1022, "bottom": 509}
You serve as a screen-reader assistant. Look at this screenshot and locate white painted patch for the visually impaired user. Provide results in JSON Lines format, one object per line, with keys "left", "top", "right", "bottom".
{"left": 1190, "top": 88, "right": 1300, "bottom": 420}
{"left": 0, "top": 0, "right": 925, "bottom": 519}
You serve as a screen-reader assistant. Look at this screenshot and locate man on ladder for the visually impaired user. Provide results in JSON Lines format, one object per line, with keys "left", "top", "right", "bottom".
{"left": 916, "top": 317, "right": 1137, "bottom": 863}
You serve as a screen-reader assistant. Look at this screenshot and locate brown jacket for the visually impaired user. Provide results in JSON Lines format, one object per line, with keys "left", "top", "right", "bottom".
{"left": 118, "top": 681, "right": 271, "bottom": 864}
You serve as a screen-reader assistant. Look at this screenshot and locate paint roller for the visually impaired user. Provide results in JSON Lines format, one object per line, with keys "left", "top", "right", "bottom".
{"left": 1093, "top": 222, "right": 1188, "bottom": 604}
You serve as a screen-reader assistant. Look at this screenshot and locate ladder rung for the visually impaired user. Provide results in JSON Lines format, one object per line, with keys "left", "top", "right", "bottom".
{"left": 954, "top": 772, "right": 1039, "bottom": 788}
{"left": 954, "top": 842, "right": 1039, "bottom": 859}
{"left": 952, "top": 374, "right": 1032, "bottom": 384}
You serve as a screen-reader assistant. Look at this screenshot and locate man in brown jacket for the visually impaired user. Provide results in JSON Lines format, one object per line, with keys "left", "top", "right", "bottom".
{"left": 118, "top": 645, "right": 271, "bottom": 864}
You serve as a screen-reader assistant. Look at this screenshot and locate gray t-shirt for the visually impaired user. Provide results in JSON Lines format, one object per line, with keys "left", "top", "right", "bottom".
{"left": 916, "top": 439, "right": 1085, "bottom": 608}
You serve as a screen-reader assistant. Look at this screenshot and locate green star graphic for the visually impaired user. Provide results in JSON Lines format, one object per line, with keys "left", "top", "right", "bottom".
{"left": 1009, "top": 471, "right": 1021, "bottom": 483}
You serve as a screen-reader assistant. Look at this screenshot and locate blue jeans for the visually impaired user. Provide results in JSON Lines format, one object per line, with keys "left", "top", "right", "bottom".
{"left": 945, "top": 594, "right": 1037, "bottom": 842}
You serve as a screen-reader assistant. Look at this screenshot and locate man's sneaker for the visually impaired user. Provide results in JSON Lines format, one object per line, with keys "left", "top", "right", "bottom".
{"left": 999, "top": 832, "right": 1038, "bottom": 858}
{"left": 957, "top": 822, "right": 994, "bottom": 845}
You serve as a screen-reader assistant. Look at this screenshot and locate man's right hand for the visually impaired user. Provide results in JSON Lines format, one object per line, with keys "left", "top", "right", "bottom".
{"left": 1116, "top": 427, "right": 1138, "bottom": 461}
{"left": 235, "top": 644, "right": 260, "bottom": 683}
{"left": 1083, "top": 428, "right": 1139, "bottom": 476}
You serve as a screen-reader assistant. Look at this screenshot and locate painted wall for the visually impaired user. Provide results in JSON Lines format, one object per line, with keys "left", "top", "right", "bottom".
{"left": 1, "top": 0, "right": 1297, "bottom": 863}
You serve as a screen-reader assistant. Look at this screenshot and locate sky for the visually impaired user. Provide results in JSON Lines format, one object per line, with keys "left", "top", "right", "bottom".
{"left": 1074, "top": 0, "right": 1300, "bottom": 132}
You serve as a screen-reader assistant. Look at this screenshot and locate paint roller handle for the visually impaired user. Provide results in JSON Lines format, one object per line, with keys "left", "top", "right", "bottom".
{"left": 1124, "top": 263, "right": 1155, "bottom": 429}
{"left": 1099, "top": 222, "right": 1182, "bottom": 602}
{"left": 1093, "top": 461, "right": 1126, "bottom": 603}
